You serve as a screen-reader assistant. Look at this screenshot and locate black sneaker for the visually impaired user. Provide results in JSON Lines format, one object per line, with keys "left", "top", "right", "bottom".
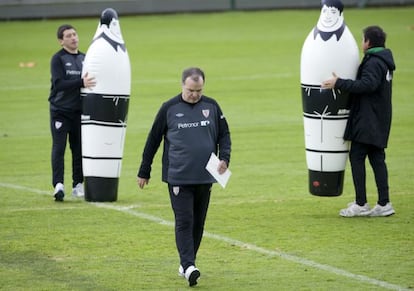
{"left": 53, "top": 183, "right": 65, "bottom": 202}
{"left": 54, "top": 190, "right": 64, "bottom": 202}
{"left": 185, "top": 266, "right": 200, "bottom": 287}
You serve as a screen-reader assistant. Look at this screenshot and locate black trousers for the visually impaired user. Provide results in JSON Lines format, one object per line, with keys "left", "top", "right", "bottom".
{"left": 168, "top": 184, "right": 212, "bottom": 272}
{"left": 50, "top": 110, "right": 83, "bottom": 188}
{"left": 349, "top": 141, "right": 389, "bottom": 206}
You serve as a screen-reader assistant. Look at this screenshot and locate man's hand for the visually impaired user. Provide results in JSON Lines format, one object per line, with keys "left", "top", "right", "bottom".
{"left": 137, "top": 177, "right": 149, "bottom": 189}
{"left": 83, "top": 72, "right": 96, "bottom": 89}
{"left": 321, "top": 72, "right": 339, "bottom": 89}
{"left": 217, "top": 160, "right": 228, "bottom": 175}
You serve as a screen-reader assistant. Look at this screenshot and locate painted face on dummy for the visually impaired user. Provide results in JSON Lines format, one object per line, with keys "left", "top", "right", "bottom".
{"left": 108, "top": 18, "right": 123, "bottom": 42}
{"left": 317, "top": 5, "right": 343, "bottom": 32}
{"left": 97, "top": 8, "right": 124, "bottom": 44}
{"left": 182, "top": 77, "right": 204, "bottom": 104}
{"left": 60, "top": 29, "right": 79, "bottom": 53}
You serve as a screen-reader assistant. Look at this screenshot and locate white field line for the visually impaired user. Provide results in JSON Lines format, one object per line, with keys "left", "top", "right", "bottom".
{"left": 0, "top": 182, "right": 409, "bottom": 291}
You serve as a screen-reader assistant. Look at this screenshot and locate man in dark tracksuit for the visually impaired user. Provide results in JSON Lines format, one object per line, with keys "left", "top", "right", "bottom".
{"left": 49, "top": 24, "right": 95, "bottom": 201}
{"left": 137, "top": 67, "right": 231, "bottom": 287}
{"left": 322, "top": 25, "right": 396, "bottom": 217}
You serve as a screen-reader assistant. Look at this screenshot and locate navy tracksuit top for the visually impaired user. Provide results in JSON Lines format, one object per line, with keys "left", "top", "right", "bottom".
{"left": 138, "top": 94, "right": 231, "bottom": 185}
{"left": 49, "top": 48, "right": 84, "bottom": 112}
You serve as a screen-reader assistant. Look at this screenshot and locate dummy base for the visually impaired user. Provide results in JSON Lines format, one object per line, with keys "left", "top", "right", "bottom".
{"left": 84, "top": 177, "right": 119, "bottom": 202}
{"left": 308, "top": 170, "right": 344, "bottom": 197}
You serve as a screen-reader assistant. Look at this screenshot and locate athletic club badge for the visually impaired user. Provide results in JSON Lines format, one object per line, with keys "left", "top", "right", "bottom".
{"left": 55, "top": 121, "right": 62, "bottom": 130}
{"left": 173, "top": 186, "right": 180, "bottom": 196}
{"left": 202, "top": 109, "right": 210, "bottom": 118}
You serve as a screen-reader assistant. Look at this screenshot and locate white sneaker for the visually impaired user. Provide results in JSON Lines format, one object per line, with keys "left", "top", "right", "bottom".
{"left": 369, "top": 203, "right": 395, "bottom": 217}
{"left": 339, "top": 202, "right": 371, "bottom": 217}
{"left": 178, "top": 265, "right": 184, "bottom": 277}
{"left": 72, "top": 183, "right": 84, "bottom": 198}
{"left": 53, "top": 183, "right": 65, "bottom": 202}
{"left": 184, "top": 265, "right": 200, "bottom": 287}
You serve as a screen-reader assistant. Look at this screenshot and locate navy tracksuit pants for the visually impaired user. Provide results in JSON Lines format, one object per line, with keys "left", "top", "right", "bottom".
{"left": 168, "top": 184, "right": 212, "bottom": 272}
{"left": 349, "top": 141, "right": 390, "bottom": 206}
{"left": 50, "top": 109, "right": 83, "bottom": 188}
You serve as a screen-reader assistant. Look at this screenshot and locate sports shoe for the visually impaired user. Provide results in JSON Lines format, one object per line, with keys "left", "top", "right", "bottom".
{"left": 369, "top": 203, "right": 395, "bottom": 217}
{"left": 53, "top": 183, "right": 64, "bottom": 202}
{"left": 184, "top": 265, "right": 200, "bottom": 287}
{"left": 178, "top": 265, "right": 185, "bottom": 277}
{"left": 72, "top": 183, "right": 84, "bottom": 198}
{"left": 339, "top": 201, "right": 371, "bottom": 217}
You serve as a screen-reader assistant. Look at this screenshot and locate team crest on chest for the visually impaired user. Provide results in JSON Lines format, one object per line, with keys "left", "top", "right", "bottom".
{"left": 202, "top": 109, "right": 210, "bottom": 118}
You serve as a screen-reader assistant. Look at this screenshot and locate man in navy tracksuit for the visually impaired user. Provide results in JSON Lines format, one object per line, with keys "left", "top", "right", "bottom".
{"left": 322, "top": 26, "right": 396, "bottom": 217}
{"left": 49, "top": 24, "right": 95, "bottom": 201}
{"left": 137, "top": 67, "right": 231, "bottom": 287}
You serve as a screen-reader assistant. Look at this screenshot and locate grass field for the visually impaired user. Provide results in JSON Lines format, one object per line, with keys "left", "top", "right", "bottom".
{"left": 1, "top": 6, "right": 413, "bottom": 290}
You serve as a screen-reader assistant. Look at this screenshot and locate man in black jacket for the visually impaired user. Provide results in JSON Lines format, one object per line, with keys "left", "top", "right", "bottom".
{"left": 322, "top": 25, "right": 396, "bottom": 217}
{"left": 137, "top": 67, "right": 231, "bottom": 286}
{"left": 49, "top": 24, "right": 95, "bottom": 201}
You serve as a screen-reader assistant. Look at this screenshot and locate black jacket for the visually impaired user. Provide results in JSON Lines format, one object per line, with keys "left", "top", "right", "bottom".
{"left": 49, "top": 49, "right": 85, "bottom": 112}
{"left": 336, "top": 47, "right": 396, "bottom": 148}
{"left": 138, "top": 94, "right": 231, "bottom": 185}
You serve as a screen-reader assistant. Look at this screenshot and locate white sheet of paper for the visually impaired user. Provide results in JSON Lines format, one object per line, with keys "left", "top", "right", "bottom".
{"left": 205, "top": 152, "right": 231, "bottom": 188}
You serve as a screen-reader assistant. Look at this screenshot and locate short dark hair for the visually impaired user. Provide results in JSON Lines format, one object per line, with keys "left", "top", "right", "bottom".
{"left": 321, "top": 0, "right": 344, "bottom": 13}
{"left": 57, "top": 24, "right": 75, "bottom": 39}
{"left": 182, "top": 67, "right": 205, "bottom": 84}
{"left": 363, "top": 25, "right": 386, "bottom": 48}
